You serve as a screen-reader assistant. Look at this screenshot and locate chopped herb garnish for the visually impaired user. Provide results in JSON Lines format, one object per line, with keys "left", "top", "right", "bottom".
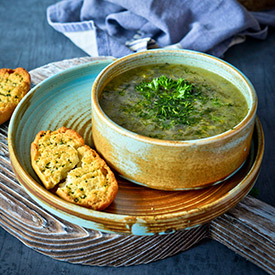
{"left": 211, "top": 97, "right": 223, "bottom": 106}
{"left": 125, "top": 75, "right": 207, "bottom": 130}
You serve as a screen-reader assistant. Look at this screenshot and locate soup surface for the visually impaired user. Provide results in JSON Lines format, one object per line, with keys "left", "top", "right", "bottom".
{"left": 99, "top": 64, "right": 248, "bottom": 140}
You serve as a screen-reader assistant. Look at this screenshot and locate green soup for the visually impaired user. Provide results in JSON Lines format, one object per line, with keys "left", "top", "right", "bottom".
{"left": 99, "top": 64, "right": 248, "bottom": 140}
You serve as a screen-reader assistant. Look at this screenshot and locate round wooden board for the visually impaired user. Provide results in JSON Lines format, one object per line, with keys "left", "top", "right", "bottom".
{"left": 0, "top": 57, "right": 269, "bottom": 268}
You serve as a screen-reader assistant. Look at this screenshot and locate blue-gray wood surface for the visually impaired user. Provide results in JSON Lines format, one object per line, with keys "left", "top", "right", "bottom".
{"left": 0, "top": 1, "right": 274, "bottom": 274}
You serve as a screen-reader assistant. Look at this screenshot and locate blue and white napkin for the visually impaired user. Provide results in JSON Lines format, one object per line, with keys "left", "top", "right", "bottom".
{"left": 47, "top": 0, "right": 275, "bottom": 57}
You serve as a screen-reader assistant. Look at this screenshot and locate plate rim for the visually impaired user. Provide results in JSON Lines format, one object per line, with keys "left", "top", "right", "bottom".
{"left": 7, "top": 58, "right": 265, "bottom": 234}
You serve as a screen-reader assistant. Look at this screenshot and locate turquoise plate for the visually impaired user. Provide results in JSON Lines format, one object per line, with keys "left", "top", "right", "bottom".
{"left": 7, "top": 58, "right": 264, "bottom": 235}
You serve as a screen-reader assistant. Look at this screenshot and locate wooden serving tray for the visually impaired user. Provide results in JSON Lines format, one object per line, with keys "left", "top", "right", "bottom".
{"left": 0, "top": 57, "right": 274, "bottom": 273}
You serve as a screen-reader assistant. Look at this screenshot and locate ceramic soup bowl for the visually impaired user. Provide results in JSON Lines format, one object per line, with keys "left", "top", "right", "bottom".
{"left": 91, "top": 50, "right": 257, "bottom": 190}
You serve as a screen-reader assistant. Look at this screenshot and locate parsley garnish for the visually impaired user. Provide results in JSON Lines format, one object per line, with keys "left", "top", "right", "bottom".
{"left": 128, "top": 75, "right": 206, "bottom": 130}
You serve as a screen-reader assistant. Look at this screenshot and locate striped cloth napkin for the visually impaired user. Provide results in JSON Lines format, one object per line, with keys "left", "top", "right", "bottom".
{"left": 47, "top": 0, "right": 275, "bottom": 57}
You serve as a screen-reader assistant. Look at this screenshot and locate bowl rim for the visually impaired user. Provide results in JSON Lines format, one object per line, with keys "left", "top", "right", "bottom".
{"left": 92, "top": 49, "right": 258, "bottom": 146}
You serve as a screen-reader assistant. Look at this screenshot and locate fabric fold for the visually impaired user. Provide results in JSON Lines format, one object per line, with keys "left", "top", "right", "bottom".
{"left": 47, "top": 0, "right": 275, "bottom": 57}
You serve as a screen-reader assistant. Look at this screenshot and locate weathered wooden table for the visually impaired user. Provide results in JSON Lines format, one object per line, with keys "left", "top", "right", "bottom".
{"left": 0, "top": 1, "right": 274, "bottom": 274}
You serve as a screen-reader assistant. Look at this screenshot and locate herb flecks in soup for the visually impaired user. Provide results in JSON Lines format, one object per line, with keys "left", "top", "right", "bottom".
{"left": 100, "top": 64, "right": 248, "bottom": 140}
{"left": 134, "top": 76, "right": 207, "bottom": 129}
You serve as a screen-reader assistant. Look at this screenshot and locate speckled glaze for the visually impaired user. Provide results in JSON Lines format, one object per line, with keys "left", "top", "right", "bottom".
{"left": 92, "top": 50, "right": 257, "bottom": 190}
{"left": 7, "top": 57, "right": 263, "bottom": 235}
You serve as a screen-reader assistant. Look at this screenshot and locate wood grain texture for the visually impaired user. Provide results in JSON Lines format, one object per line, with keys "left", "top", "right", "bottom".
{"left": 0, "top": 58, "right": 274, "bottom": 272}
{"left": 210, "top": 196, "right": 275, "bottom": 274}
